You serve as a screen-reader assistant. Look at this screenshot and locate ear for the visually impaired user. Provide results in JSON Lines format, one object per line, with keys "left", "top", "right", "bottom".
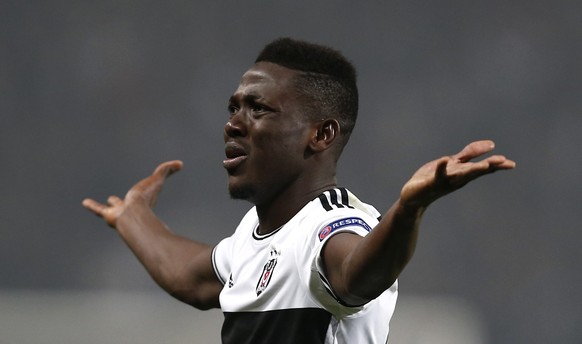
{"left": 309, "top": 119, "right": 340, "bottom": 153}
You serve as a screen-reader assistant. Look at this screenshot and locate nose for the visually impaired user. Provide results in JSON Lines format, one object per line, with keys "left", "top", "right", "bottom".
{"left": 224, "top": 111, "right": 247, "bottom": 139}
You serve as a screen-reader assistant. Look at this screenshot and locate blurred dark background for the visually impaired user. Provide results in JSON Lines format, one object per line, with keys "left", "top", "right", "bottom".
{"left": 1, "top": 1, "right": 581, "bottom": 343}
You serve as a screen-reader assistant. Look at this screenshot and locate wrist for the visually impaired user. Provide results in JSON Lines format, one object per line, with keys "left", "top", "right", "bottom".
{"left": 395, "top": 199, "right": 426, "bottom": 219}
{"left": 115, "top": 202, "right": 154, "bottom": 234}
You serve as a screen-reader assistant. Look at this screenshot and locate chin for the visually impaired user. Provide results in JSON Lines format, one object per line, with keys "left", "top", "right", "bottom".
{"left": 228, "top": 183, "right": 254, "bottom": 201}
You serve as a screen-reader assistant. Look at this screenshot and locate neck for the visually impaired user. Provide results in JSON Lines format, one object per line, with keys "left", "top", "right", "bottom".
{"left": 255, "top": 179, "right": 337, "bottom": 235}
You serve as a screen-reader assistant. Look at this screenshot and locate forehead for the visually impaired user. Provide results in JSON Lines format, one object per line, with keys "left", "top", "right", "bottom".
{"left": 233, "top": 62, "right": 299, "bottom": 98}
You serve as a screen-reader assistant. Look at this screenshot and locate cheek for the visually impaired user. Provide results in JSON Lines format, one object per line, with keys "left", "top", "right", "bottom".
{"left": 254, "top": 122, "right": 310, "bottom": 154}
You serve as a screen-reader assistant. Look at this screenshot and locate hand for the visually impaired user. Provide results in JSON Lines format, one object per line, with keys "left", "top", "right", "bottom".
{"left": 82, "top": 160, "right": 184, "bottom": 228}
{"left": 400, "top": 140, "right": 515, "bottom": 209}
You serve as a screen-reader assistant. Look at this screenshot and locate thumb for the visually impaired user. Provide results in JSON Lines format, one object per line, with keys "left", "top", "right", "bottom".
{"left": 127, "top": 160, "right": 184, "bottom": 207}
{"left": 148, "top": 160, "right": 184, "bottom": 200}
{"left": 153, "top": 160, "right": 184, "bottom": 180}
{"left": 454, "top": 140, "right": 495, "bottom": 162}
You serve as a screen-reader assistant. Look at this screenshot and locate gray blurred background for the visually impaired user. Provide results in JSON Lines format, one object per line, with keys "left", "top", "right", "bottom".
{"left": 1, "top": 1, "right": 580, "bottom": 343}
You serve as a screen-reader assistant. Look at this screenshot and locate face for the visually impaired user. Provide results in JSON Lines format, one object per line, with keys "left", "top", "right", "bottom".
{"left": 223, "top": 62, "right": 315, "bottom": 205}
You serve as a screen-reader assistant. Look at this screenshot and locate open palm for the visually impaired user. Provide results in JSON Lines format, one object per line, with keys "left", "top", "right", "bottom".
{"left": 400, "top": 140, "right": 516, "bottom": 208}
{"left": 82, "top": 160, "right": 183, "bottom": 228}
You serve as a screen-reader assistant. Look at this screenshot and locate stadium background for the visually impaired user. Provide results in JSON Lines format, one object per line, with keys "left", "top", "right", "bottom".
{"left": 1, "top": 1, "right": 580, "bottom": 343}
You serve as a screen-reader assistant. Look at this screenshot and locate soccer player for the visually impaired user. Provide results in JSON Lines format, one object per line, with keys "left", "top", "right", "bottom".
{"left": 82, "top": 38, "right": 515, "bottom": 343}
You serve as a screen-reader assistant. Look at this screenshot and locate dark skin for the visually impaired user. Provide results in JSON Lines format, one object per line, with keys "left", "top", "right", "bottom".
{"left": 224, "top": 63, "right": 342, "bottom": 234}
{"left": 83, "top": 62, "right": 516, "bottom": 309}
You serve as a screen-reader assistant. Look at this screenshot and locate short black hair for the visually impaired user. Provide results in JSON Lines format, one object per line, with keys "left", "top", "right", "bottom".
{"left": 255, "top": 38, "right": 359, "bottom": 149}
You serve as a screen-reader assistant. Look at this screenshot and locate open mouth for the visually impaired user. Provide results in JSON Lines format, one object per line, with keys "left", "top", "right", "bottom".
{"left": 223, "top": 142, "right": 248, "bottom": 170}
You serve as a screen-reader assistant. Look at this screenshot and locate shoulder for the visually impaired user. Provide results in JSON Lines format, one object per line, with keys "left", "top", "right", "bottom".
{"left": 315, "top": 187, "right": 356, "bottom": 212}
{"left": 298, "top": 188, "right": 380, "bottom": 242}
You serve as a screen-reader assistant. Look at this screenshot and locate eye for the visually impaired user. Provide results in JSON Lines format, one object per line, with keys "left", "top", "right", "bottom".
{"left": 250, "top": 101, "right": 271, "bottom": 114}
{"left": 250, "top": 103, "right": 266, "bottom": 112}
{"left": 227, "top": 104, "right": 239, "bottom": 116}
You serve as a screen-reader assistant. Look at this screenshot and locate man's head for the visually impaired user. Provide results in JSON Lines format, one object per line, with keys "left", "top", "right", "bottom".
{"left": 255, "top": 37, "right": 359, "bottom": 156}
{"left": 224, "top": 38, "right": 358, "bottom": 204}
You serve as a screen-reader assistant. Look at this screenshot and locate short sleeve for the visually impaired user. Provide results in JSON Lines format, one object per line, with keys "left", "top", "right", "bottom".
{"left": 212, "top": 207, "right": 258, "bottom": 286}
{"left": 212, "top": 236, "right": 233, "bottom": 285}
{"left": 300, "top": 210, "right": 380, "bottom": 317}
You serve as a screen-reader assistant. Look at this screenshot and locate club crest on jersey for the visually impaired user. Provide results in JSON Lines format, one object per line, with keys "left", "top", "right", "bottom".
{"left": 318, "top": 217, "right": 372, "bottom": 241}
{"left": 255, "top": 248, "right": 280, "bottom": 296}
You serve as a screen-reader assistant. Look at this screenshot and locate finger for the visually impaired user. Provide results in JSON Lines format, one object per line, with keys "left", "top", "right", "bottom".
{"left": 107, "top": 195, "right": 123, "bottom": 206}
{"left": 454, "top": 140, "right": 495, "bottom": 162}
{"left": 153, "top": 160, "right": 184, "bottom": 179}
{"left": 127, "top": 161, "right": 183, "bottom": 207}
{"left": 456, "top": 156, "right": 515, "bottom": 182}
{"left": 487, "top": 155, "right": 517, "bottom": 170}
{"left": 82, "top": 198, "right": 107, "bottom": 216}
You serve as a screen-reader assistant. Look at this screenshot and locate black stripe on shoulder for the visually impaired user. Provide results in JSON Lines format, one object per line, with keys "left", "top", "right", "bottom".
{"left": 329, "top": 189, "right": 344, "bottom": 208}
{"left": 318, "top": 188, "right": 355, "bottom": 212}
{"left": 318, "top": 193, "right": 333, "bottom": 211}
{"left": 339, "top": 188, "right": 355, "bottom": 209}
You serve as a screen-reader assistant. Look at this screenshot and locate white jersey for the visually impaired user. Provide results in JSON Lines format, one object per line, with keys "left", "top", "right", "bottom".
{"left": 212, "top": 188, "right": 398, "bottom": 344}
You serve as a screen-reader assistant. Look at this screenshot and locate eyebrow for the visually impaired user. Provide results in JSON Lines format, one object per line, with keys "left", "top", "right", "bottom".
{"left": 229, "top": 93, "right": 265, "bottom": 105}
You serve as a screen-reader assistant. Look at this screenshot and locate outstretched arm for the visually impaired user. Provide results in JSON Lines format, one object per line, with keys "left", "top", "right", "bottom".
{"left": 322, "top": 140, "right": 516, "bottom": 305}
{"left": 82, "top": 161, "right": 222, "bottom": 310}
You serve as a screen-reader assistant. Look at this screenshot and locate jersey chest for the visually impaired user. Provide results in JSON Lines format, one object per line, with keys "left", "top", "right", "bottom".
{"left": 219, "top": 227, "right": 317, "bottom": 312}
